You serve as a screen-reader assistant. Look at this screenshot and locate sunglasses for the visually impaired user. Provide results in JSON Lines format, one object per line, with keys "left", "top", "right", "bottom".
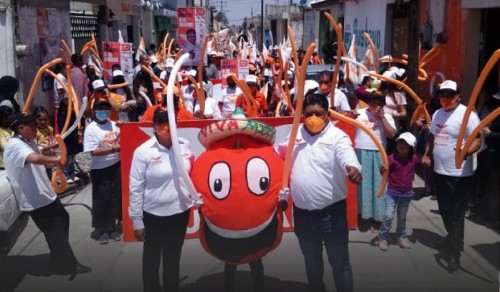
{"left": 318, "top": 80, "right": 330, "bottom": 85}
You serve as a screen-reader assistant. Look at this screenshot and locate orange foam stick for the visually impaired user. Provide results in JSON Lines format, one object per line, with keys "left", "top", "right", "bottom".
{"left": 369, "top": 72, "right": 431, "bottom": 125}
{"left": 276, "top": 48, "right": 291, "bottom": 108}
{"left": 80, "top": 40, "right": 96, "bottom": 55}
{"left": 108, "top": 82, "right": 129, "bottom": 90}
{"left": 181, "top": 73, "right": 206, "bottom": 115}
{"left": 60, "top": 64, "right": 74, "bottom": 135}
{"left": 23, "top": 58, "right": 63, "bottom": 113}
{"left": 281, "top": 42, "right": 317, "bottom": 190}
{"left": 228, "top": 73, "right": 258, "bottom": 117}
{"left": 420, "top": 46, "right": 442, "bottom": 67}
{"left": 88, "top": 47, "right": 103, "bottom": 67}
{"left": 51, "top": 135, "right": 67, "bottom": 194}
{"left": 456, "top": 49, "right": 500, "bottom": 168}
{"left": 60, "top": 40, "right": 72, "bottom": 61}
{"left": 196, "top": 35, "right": 210, "bottom": 114}
{"left": 329, "top": 109, "right": 388, "bottom": 197}
{"left": 324, "top": 12, "right": 345, "bottom": 104}
{"left": 167, "top": 38, "right": 175, "bottom": 58}
{"left": 460, "top": 107, "right": 500, "bottom": 163}
{"left": 363, "top": 32, "right": 379, "bottom": 73}
{"left": 44, "top": 69, "right": 68, "bottom": 92}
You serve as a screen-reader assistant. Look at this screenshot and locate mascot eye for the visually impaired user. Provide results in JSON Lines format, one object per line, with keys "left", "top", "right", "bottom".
{"left": 208, "top": 162, "right": 231, "bottom": 200}
{"left": 246, "top": 157, "right": 270, "bottom": 196}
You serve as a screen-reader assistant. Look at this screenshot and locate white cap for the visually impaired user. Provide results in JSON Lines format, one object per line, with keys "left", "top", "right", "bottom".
{"left": 0, "top": 99, "right": 14, "bottom": 109}
{"left": 396, "top": 132, "right": 416, "bottom": 147}
{"left": 112, "top": 70, "right": 124, "bottom": 77}
{"left": 166, "top": 58, "right": 174, "bottom": 68}
{"left": 92, "top": 79, "right": 106, "bottom": 91}
{"left": 150, "top": 54, "right": 158, "bottom": 63}
{"left": 245, "top": 74, "right": 257, "bottom": 85}
{"left": 493, "top": 91, "right": 500, "bottom": 100}
{"left": 382, "top": 70, "right": 396, "bottom": 79}
{"left": 439, "top": 80, "right": 458, "bottom": 91}
{"left": 289, "top": 80, "right": 319, "bottom": 95}
{"left": 209, "top": 50, "right": 217, "bottom": 56}
{"left": 186, "top": 69, "right": 197, "bottom": 77}
{"left": 389, "top": 66, "right": 405, "bottom": 77}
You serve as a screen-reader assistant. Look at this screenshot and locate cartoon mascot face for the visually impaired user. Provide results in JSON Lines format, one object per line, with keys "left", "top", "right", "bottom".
{"left": 191, "top": 116, "right": 284, "bottom": 265}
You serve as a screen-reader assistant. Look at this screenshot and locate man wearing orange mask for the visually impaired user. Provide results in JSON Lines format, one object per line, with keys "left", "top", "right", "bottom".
{"left": 277, "top": 93, "right": 361, "bottom": 292}
{"left": 235, "top": 75, "right": 268, "bottom": 117}
{"left": 316, "top": 71, "right": 351, "bottom": 114}
{"left": 422, "top": 80, "right": 481, "bottom": 272}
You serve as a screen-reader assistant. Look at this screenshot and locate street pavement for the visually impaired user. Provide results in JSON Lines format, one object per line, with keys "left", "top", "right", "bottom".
{"left": 1, "top": 175, "right": 498, "bottom": 292}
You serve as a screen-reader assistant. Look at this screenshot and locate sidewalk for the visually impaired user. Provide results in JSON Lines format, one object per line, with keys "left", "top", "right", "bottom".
{"left": 2, "top": 175, "right": 498, "bottom": 292}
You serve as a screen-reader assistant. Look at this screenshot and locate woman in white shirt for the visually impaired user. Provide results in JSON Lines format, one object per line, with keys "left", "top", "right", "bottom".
{"left": 129, "top": 108, "right": 194, "bottom": 292}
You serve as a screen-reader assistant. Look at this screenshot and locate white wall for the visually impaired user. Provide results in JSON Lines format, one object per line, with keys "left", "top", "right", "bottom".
{"left": 343, "top": 0, "right": 389, "bottom": 61}
{"left": 0, "top": 8, "right": 16, "bottom": 78}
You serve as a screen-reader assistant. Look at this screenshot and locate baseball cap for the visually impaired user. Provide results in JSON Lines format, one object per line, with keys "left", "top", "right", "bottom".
{"left": 492, "top": 90, "right": 500, "bottom": 100}
{"left": 0, "top": 99, "right": 14, "bottom": 109}
{"left": 112, "top": 70, "right": 124, "bottom": 77}
{"left": 245, "top": 74, "right": 257, "bottom": 85}
{"left": 166, "top": 58, "right": 174, "bottom": 68}
{"left": 439, "top": 80, "right": 458, "bottom": 92}
{"left": 92, "top": 79, "right": 107, "bottom": 92}
{"left": 8, "top": 113, "right": 36, "bottom": 131}
{"left": 396, "top": 132, "right": 416, "bottom": 147}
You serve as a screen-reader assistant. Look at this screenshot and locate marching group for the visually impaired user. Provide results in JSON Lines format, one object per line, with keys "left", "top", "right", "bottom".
{"left": 0, "top": 43, "right": 498, "bottom": 292}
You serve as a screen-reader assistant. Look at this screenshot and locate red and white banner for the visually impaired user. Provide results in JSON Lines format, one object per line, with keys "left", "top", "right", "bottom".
{"left": 101, "top": 42, "right": 134, "bottom": 85}
{"left": 220, "top": 59, "right": 250, "bottom": 87}
{"left": 120, "top": 118, "right": 358, "bottom": 242}
{"left": 177, "top": 7, "right": 207, "bottom": 67}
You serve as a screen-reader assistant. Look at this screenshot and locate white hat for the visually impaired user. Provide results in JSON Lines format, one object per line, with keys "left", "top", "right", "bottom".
{"left": 92, "top": 79, "right": 107, "bottom": 92}
{"left": 382, "top": 70, "right": 396, "bottom": 79}
{"left": 209, "top": 50, "right": 217, "bottom": 56}
{"left": 166, "top": 58, "right": 174, "bottom": 68}
{"left": 112, "top": 70, "right": 124, "bottom": 77}
{"left": 396, "top": 132, "right": 416, "bottom": 147}
{"left": 245, "top": 74, "right": 257, "bottom": 85}
{"left": 0, "top": 99, "right": 14, "bottom": 109}
{"left": 492, "top": 91, "right": 500, "bottom": 100}
{"left": 389, "top": 66, "right": 405, "bottom": 77}
{"left": 186, "top": 69, "right": 197, "bottom": 77}
{"left": 149, "top": 54, "right": 158, "bottom": 63}
{"left": 289, "top": 80, "right": 319, "bottom": 95}
{"left": 439, "top": 80, "right": 458, "bottom": 92}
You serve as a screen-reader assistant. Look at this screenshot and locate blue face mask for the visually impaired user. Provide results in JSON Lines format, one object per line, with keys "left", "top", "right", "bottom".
{"left": 95, "top": 110, "right": 110, "bottom": 121}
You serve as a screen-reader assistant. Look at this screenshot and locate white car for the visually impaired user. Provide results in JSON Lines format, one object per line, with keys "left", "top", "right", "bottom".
{"left": 0, "top": 169, "right": 27, "bottom": 256}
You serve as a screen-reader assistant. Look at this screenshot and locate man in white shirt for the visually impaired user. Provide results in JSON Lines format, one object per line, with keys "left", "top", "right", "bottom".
{"left": 3, "top": 113, "right": 91, "bottom": 275}
{"left": 277, "top": 93, "right": 361, "bottom": 292}
{"left": 219, "top": 76, "right": 242, "bottom": 118}
{"left": 422, "top": 80, "right": 481, "bottom": 272}
{"left": 316, "top": 70, "right": 352, "bottom": 114}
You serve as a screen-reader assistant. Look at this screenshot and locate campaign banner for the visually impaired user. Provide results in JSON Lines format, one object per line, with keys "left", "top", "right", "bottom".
{"left": 177, "top": 7, "right": 207, "bottom": 67}
{"left": 220, "top": 59, "right": 250, "bottom": 87}
{"left": 120, "top": 118, "right": 358, "bottom": 242}
{"left": 101, "top": 42, "right": 134, "bottom": 85}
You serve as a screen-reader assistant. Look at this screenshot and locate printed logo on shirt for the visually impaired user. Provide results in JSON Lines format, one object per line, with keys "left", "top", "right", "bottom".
{"left": 359, "top": 118, "right": 377, "bottom": 130}
{"left": 103, "top": 131, "right": 118, "bottom": 146}
{"left": 150, "top": 156, "right": 162, "bottom": 164}
{"left": 434, "top": 124, "right": 449, "bottom": 147}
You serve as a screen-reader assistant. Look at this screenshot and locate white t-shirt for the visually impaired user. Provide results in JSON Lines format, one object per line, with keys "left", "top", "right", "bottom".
{"left": 129, "top": 136, "right": 194, "bottom": 229}
{"left": 277, "top": 123, "right": 361, "bottom": 210}
{"left": 430, "top": 104, "right": 480, "bottom": 177}
{"left": 219, "top": 87, "right": 242, "bottom": 118}
{"left": 355, "top": 108, "right": 396, "bottom": 150}
{"left": 316, "top": 89, "right": 351, "bottom": 112}
{"left": 198, "top": 97, "right": 222, "bottom": 120}
{"left": 183, "top": 85, "right": 197, "bottom": 113}
{"left": 83, "top": 120, "right": 121, "bottom": 169}
{"left": 3, "top": 137, "right": 56, "bottom": 211}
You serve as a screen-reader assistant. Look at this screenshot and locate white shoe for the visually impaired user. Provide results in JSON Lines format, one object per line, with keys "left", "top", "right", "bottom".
{"left": 73, "top": 176, "right": 80, "bottom": 182}
{"left": 378, "top": 238, "right": 388, "bottom": 251}
{"left": 66, "top": 178, "right": 74, "bottom": 184}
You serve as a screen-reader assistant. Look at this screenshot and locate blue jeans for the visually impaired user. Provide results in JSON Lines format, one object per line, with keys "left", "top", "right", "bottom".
{"left": 63, "top": 154, "right": 75, "bottom": 179}
{"left": 379, "top": 194, "right": 412, "bottom": 240}
{"left": 293, "top": 200, "right": 353, "bottom": 292}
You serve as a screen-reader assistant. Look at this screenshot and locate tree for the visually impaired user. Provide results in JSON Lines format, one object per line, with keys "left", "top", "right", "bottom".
{"left": 214, "top": 11, "right": 229, "bottom": 25}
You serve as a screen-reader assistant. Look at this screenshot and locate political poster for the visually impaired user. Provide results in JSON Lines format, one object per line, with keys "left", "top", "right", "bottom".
{"left": 177, "top": 7, "right": 207, "bottom": 67}
{"left": 101, "top": 42, "right": 134, "bottom": 85}
{"left": 220, "top": 59, "right": 250, "bottom": 87}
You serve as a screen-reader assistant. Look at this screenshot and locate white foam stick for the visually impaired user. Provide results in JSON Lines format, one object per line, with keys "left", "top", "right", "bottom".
{"left": 62, "top": 96, "right": 88, "bottom": 140}
{"left": 166, "top": 53, "right": 202, "bottom": 203}
{"left": 138, "top": 91, "right": 153, "bottom": 107}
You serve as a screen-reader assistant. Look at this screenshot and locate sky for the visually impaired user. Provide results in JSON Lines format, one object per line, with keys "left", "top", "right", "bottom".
{"left": 220, "top": 0, "right": 302, "bottom": 25}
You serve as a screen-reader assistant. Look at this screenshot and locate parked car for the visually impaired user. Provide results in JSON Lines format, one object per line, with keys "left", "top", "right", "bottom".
{"left": 0, "top": 169, "right": 27, "bottom": 256}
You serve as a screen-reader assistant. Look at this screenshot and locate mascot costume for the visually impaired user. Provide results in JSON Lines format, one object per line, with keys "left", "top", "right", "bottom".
{"left": 191, "top": 108, "right": 285, "bottom": 265}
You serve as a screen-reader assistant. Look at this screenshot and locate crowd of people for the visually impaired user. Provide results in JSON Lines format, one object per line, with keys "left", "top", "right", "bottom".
{"left": 0, "top": 41, "right": 498, "bottom": 292}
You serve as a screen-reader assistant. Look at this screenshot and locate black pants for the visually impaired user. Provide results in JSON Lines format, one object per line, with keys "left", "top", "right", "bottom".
{"left": 434, "top": 173, "right": 472, "bottom": 256}
{"left": 142, "top": 210, "right": 190, "bottom": 292}
{"left": 91, "top": 162, "right": 122, "bottom": 231}
{"left": 224, "top": 260, "right": 264, "bottom": 292}
{"left": 29, "top": 199, "right": 77, "bottom": 273}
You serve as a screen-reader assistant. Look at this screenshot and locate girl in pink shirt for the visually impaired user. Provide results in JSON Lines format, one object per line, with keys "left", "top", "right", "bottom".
{"left": 378, "top": 132, "right": 421, "bottom": 251}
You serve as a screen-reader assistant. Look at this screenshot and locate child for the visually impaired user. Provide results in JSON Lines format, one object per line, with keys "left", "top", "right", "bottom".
{"left": 34, "top": 106, "right": 55, "bottom": 155}
{"left": 57, "top": 98, "right": 83, "bottom": 184}
{"left": 378, "top": 132, "right": 421, "bottom": 251}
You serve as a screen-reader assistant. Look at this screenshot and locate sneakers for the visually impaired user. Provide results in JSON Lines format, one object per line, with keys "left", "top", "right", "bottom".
{"left": 378, "top": 238, "right": 388, "bottom": 251}
{"left": 110, "top": 231, "right": 121, "bottom": 242}
{"left": 98, "top": 232, "right": 109, "bottom": 244}
{"left": 397, "top": 237, "right": 412, "bottom": 249}
{"left": 73, "top": 176, "right": 80, "bottom": 182}
{"left": 66, "top": 178, "right": 74, "bottom": 184}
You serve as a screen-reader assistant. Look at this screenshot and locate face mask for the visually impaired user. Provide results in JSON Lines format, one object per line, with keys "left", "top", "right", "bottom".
{"left": 440, "top": 97, "right": 458, "bottom": 110}
{"left": 319, "top": 84, "right": 330, "bottom": 94}
{"left": 304, "top": 115, "right": 325, "bottom": 134}
{"left": 95, "top": 110, "right": 110, "bottom": 121}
